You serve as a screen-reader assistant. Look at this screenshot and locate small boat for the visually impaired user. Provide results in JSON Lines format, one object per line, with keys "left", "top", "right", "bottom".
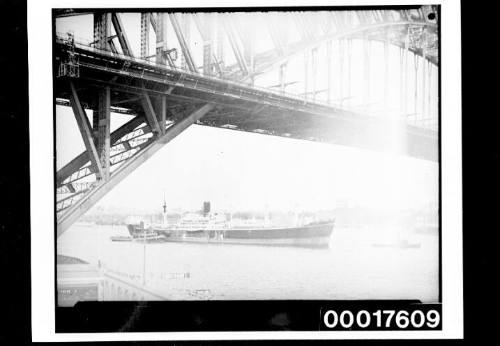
{"left": 372, "top": 238, "right": 421, "bottom": 249}
{"left": 413, "top": 223, "right": 439, "bottom": 235}
{"left": 110, "top": 235, "right": 132, "bottom": 242}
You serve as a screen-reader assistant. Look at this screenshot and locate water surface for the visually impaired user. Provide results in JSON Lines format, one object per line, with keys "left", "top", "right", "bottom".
{"left": 57, "top": 223, "right": 439, "bottom": 302}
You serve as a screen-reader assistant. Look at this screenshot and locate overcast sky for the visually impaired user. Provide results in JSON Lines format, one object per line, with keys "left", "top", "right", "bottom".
{"left": 56, "top": 106, "right": 438, "bottom": 214}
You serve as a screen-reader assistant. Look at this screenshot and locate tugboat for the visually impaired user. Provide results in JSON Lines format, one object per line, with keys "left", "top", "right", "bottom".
{"left": 126, "top": 221, "right": 167, "bottom": 242}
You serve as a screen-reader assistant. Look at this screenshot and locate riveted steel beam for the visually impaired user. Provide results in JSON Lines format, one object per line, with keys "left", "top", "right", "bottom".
{"left": 194, "top": 13, "right": 215, "bottom": 76}
{"left": 223, "top": 17, "right": 248, "bottom": 76}
{"left": 96, "top": 86, "right": 111, "bottom": 180}
{"left": 111, "top": 13, "right": 134, "bottom": 57}
{"left": 140, "top": 87, "right": 161, "bottom": 135}
{"left": 155, "top": 13, "right": 168, "bottom": 64}
{"left": 180, "top": 13, "right": 192, "bottom": 70}
{"left": 69, "top": 81, "right": 104, "bottom": 179}
{"left": 93, "top": 12, "right": 111, "bottom": 51}
{"left": 168, "top": 12, "right": 197, "bottom": 73}
{"left": 140, "top": 13, "right": 150, "bottom": 58}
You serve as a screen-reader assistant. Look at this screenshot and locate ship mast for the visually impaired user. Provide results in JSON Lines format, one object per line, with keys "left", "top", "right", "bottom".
{"left": 264, "top": 203, "right": 270, "bottom": 227}
{"left": 162, "top": 191, "right": 167, "bottom": 226}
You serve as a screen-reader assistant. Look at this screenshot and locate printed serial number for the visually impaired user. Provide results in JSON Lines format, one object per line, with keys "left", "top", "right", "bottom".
{"left": 323, "top": 309, "right": 441, "bottom": 329}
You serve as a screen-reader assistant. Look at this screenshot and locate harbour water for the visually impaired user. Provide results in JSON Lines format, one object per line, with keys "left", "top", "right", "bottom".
{"left": 57, "top": 223, "right": 439, "bottom": 302}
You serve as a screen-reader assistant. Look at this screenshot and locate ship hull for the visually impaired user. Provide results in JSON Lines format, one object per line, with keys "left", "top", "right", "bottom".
{"left": 127, "top": 222, "right": 334, "bottom": 249}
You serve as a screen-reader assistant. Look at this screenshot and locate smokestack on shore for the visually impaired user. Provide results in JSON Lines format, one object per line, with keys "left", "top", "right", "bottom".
{"left": 203, "top": 201, "right": 211, "bottom": 217}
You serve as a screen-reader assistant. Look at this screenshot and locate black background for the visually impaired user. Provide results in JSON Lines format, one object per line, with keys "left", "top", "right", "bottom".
{"left": 0, "top": 0, "right": 492, "bottom": 344}
{"left": 56, "top": 300, "right": 440, "bottom": 333}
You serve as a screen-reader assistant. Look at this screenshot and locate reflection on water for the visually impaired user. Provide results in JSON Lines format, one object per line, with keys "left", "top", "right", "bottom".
{"left": 57, "top": 223, "right": 439, "bottom": 302}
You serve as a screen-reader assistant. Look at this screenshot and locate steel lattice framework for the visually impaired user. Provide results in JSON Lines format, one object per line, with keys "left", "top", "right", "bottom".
{"left": 54, "top": 7, "right": 439, "bottom": 236}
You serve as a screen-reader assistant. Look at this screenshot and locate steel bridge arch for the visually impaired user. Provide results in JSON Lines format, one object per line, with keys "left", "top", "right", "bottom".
{"left": 241, "top": 20, "right": 438, "bottom": 83}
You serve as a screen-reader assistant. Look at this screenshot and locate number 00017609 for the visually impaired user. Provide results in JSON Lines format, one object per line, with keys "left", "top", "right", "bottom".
{"left": 323, "top": 309, "right": 441, "bottom": 329}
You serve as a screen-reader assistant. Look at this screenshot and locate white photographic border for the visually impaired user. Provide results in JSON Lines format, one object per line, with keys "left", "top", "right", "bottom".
{"left": 29, "top": 0, "right": 462, "bottom": 341}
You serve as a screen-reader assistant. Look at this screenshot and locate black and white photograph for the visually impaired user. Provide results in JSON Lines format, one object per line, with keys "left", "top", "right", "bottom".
{"left": 28, "top": 0, "right": 463, "bottom": 341}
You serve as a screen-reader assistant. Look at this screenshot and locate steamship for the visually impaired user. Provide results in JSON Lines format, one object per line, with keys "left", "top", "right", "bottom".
{"left": 126, "top": 201, "right": 335, "bottom": 248}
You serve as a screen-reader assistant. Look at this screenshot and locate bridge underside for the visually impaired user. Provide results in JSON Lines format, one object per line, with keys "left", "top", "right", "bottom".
{"left": 55, "top": 40, "right": 437, "bottom": 158}
{"left": 56, "top": 75, "right": 437, "bottom": 162}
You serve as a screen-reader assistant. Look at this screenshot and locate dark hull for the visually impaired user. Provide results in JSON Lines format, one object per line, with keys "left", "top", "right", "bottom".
{"left": 127, "top": 221, "right": 334, "bottom": 248}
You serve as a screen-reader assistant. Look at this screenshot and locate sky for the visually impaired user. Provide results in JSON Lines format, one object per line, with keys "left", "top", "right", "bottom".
{"left": 56, "top": 106, "right": 438, "bottom": 214}
{"left": 55, "top": 11, "right": 439, "bottom": 214}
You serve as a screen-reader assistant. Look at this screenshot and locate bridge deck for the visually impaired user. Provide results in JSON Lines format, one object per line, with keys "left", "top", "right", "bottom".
{"left": 55, "top": 39, "right": 437, "bottom": 161}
